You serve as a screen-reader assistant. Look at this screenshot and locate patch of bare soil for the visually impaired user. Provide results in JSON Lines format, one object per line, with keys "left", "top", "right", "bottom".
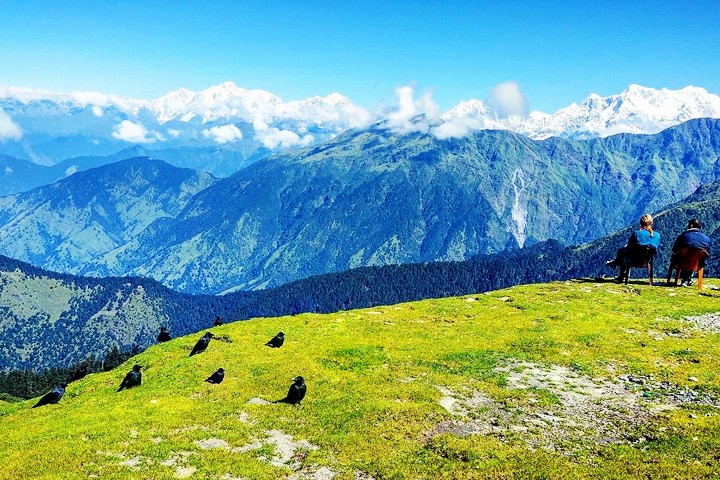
{"left": 428, "top": 360, "right": 719, "bottom": 453}
{"left": 679, "top": 311, "right": 720, "bottom": 334}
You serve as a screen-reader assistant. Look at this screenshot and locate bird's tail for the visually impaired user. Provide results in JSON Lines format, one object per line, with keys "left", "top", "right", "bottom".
{"left": 117, "top": 386, "right": 124, "bottom": 392}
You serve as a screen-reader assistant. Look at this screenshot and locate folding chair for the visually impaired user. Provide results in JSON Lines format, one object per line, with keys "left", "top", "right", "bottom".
{"left": 666, "top": 247, "right": 709, "bottom": 290}
{"left": 619, "top": 245, "right": 656, "bottom": 285}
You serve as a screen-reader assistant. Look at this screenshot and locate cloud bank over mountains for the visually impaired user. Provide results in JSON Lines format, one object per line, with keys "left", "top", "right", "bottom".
{"left": 485, "top": 81, "right": 529, "bottom": 118}
{"left": 0, "top": 109, "right": 22, "bottom": 141}
{"left": 1, "top": 81, "right": 720, "bottom": 167}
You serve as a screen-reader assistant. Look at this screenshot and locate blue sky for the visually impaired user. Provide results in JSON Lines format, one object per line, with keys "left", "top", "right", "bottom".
{"left": 2, "top": 0, "right": 719, "bottom": 113}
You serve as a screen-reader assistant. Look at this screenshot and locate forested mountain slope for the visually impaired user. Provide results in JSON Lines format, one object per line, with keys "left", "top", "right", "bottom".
{"left": 76, "top": 119, "right": 720, "bottom": 293}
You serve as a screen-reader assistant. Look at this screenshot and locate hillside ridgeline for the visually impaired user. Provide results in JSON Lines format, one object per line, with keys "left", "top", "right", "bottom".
{"left": 1, "top": 281, "right": 719, "bottom": 479}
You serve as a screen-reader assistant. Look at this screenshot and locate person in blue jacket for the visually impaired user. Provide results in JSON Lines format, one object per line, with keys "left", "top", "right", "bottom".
{"left": 671, "top": 218, "right": 712, "bottom": 286}
{"left": 606, "top": 213, "right": 660, "bottom": 280}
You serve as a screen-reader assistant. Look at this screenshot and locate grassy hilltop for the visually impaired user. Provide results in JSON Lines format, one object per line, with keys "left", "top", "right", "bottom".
{"left": 1, "top": 280, "right": 720, "bottom": 479}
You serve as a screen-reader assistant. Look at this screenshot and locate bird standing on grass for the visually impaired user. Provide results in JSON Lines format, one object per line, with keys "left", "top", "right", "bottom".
{"left": 117, "top": 365, "right": 142, "bottom": 392}
{"left": 214, "top": 316, "right": 223, "bottom": 327}
{"left": 189, "top": 332, "right": 214, "bottom": 356}
{"left": 275, "top": 376, "right": 306, "bottom": 406}
{"left": 157, "top": 327, "right": 171, "bottom": 342}
{"left": 265, "top": 332, "right": 285, "bottom": 348}
{"left": 33, "top": 383, "right": 67, "bottom": 408}
{"left": 205, "top": 368, "right": 225, "bottom": 384}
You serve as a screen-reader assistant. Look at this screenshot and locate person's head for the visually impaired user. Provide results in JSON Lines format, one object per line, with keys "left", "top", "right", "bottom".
{"left": 687, "top": 218, "right": 702, "bottom": 229}
{"left": 639, "top": 213, "right": 654, "bottom": 236}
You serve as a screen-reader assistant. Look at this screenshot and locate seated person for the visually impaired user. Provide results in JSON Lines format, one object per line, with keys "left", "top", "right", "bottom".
{"left": 607, "top": 213, "right": 660, "bottom": 280}
{"left": 671, "top": 218, "right": 712, "bottom": 286}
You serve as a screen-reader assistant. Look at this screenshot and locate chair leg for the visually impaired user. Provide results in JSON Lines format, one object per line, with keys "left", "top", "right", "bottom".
{"left": 667, "top": 263, "right": 674, "bottom": 285}
{"left": 698, "top": 268, "right": 703, "bottom": 290}
{"left": 674, "top": 267, "right": 681, "bottom": 287}
{"left": 623, "top": 267, "right": 629, "bottom": 284}
{"left": 648, "top": 264, "right": 653, "bottom": 285}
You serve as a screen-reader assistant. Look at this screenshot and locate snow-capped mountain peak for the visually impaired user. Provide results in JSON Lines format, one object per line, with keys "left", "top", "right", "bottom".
{"left": 545, "top": 84, "right": 720, "bottom": 138}
{"left": 442, "top": 84, "right": 720, "bottom": 140}
{"left": 1, "top": 82, "right": 720, "bottom": 170}
{"left": 148, "top": 83, "right": 284, "bottom": 123}
{"left": 443, "top": 99, "right": 494, "bottom": 119}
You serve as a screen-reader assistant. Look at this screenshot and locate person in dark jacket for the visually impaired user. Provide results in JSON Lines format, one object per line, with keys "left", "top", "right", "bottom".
{"left": 607, "top": 213, "right": 660, "bottom": 281}
{"left": 671, "top": 218, "right": 712, "bottom": 286}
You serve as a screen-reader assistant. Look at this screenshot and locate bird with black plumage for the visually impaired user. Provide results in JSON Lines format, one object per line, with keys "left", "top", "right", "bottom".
{"left": 265, "top": 331, "right": 285, "bottom": 348}
{"left": 205, "top": 368, "right": 225, "bottom": 384}
{"left": 157, "top": 326, "right": 171, "bottom": 342}
{"left": 189, "top": 332, "right": 214, "bottom": 356}
{"left": 117, "top": 365, "right": 142, "bottom": 392}
{"left": 33, "top": 383, "right": 67, "bottom": 408}
{"left": 274, "top": 376, "right": 306, "bottom": 406}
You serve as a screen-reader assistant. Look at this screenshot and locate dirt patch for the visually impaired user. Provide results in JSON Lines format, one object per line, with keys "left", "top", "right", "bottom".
{"left": 233, "top": 429, "right": 319, "bottom": 470}
{"left": 679, "top": 312, "right": 720, "bottom": 334}
{"left": 429, "top": 360, "right": 719, "bottom": 453}
{"left": 99, "top": 451, "right": 150, "bottom": 470}
{"left": 195, "top": 438, "right": 230, "bottom": 450}
{"left": 289, "top": 466, "right": 338, "bottom": 479}
{"left": 174, "top": 466, "right": 197, "bottom": 478}
{"left": 118, "top": 456, "right": 146, "bottom": 468}
{"left": 159, "top": 451, "right": 194, "bottom": 468}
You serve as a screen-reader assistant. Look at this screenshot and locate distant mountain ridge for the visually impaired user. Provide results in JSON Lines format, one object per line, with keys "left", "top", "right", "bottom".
{"left": 445, "top": 85, "right": 720, "bottom": 139}
{"left": 1, "top": 83, "right": 719, "bottom": 175}
{"left": 1, "top": 118, "right": 717, "bottom": 294}
{"left": 80, "top": 118, "right": 720, "bottom": 293}
{"left": 0, "top": 157, "right": 215, "bottom": 272}
{"left": 0, "top": 82, "right": 372, "bottom": 173}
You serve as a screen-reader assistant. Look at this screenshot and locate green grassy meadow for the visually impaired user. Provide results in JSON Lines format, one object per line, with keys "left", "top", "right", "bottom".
{"left": 1, "top": 279, "right": 719, "bottom": 479}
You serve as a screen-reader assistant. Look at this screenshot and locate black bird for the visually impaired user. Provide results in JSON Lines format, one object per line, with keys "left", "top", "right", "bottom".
{"left": 157, "top": 327, "right": 171, "bottom": 342}
{"left": 265, "top": 331, "right": 285, "bottom": 348}
{"left": 275, "top": 376, "right": 306, "bottom": 406}
{"left": 32, "top": 383, "right": 67, "bottom": 408}
{"left": 214, "top": 316, "right": 223, "bottom": 327}
{"left": 117, "top": 365, "right": 142, "bottom": 392}
{"left": 205, "top": 368, "right": 225, "bottom": 384}
{"left": 189, "top": 332, "right": 214, "bottom": 356}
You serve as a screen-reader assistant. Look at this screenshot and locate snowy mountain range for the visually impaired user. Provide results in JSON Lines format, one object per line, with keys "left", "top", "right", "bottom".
{"left": 1, "top": 83, "right": 720, "bottom": 175}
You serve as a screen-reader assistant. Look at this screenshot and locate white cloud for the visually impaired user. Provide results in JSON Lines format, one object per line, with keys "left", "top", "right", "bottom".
{"left": 431, "top": 117, "right": 485, "bottom": 140}
{"left": 252, "top": 114, "right": 314, "bottom": 149}
{"left": 202, "top": 124, "right": 243, "bottom": 144}
{"left": 111, "top": 120, "right": 155, "bottom": 143}
{"left": 259, "top": 127, "right": 314, "bottom": 149}
{"left": 270, "top": 94, "right": 376, "bottom": 132}
{"left": 385, "top": 86, "right": 442, "bottom": 135}
{"left": 0, "top": 109, "right": 22, "bottom": 141}
{"left": 167, "top": 129, "right": 182, "bottom": 138}
{"left": 91, "top": 105, "right": 104, "bottom": 117}
{"left": 485, "top": 81, "right": 529, "bottom": 118}
{"left": 341, "top": 103, "right": 376, "bottom": 129}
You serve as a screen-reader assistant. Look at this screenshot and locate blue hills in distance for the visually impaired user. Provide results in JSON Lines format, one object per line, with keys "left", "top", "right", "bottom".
{"left": 1, "top": 118, "right": 718, "bottom": 294}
